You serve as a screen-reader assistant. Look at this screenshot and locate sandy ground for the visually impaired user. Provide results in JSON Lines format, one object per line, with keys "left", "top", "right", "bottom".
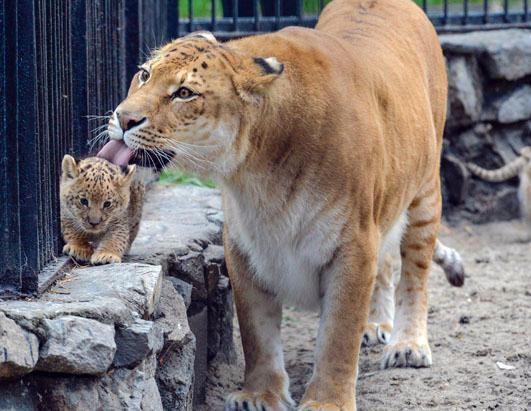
{"left": 200, "top": 221, "right": 530, "bottom": 410}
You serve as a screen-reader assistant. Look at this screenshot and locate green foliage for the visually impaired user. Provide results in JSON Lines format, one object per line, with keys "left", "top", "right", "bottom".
{"left": 159, "top": 169, "right": 217, "bottom": 188}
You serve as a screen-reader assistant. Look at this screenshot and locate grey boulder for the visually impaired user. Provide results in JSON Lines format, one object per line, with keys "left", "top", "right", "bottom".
{"left": 36, "top": 316, "right": 116, "bottom": 375}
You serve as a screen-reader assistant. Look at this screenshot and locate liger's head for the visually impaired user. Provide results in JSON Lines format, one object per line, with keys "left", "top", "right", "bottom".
{"left": 60, "top": 155, "right": 136, "bottom": 233}
{"left": 99, "top": 31, "right": 284, "bottom": 178}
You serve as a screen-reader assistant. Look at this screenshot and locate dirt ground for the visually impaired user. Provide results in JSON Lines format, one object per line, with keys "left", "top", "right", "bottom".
{"left": 200, "top": 220, "right": 530, "bottom": 410}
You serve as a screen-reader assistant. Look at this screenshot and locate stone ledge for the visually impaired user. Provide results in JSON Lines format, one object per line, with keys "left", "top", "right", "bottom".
{"left": 0, "top": 185, "right": 234, "bottom": 411}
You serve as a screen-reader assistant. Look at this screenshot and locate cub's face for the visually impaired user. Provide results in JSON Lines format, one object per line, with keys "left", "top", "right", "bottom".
{"left": 106, "top": 32, "right": 283, "bottom": 178}
{"left": 60, "top": 155, "right": 136, "bottom": 233}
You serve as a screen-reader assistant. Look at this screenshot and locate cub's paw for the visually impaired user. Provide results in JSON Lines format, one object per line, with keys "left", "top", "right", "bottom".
{"left": 298, "top": 401, "right": 341, "bottom": 411}
{"left": 63, "top": 243, "right": 92, "bottom": 262}
{"left": 362, "top": 322, "right": 392, "bottom": 347}
{"left": 90, "top": 252, "right": 122, "bottom": 265}
{"left": 381, "top": 339, "right": 432, "bottom": 369}
{"left": 225, "top": 390, "right": 292, "bottom": 411}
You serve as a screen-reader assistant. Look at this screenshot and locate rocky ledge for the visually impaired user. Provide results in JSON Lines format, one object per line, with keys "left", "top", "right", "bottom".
{"left": 0, "top": 185, "right": 234, "bottom": 411}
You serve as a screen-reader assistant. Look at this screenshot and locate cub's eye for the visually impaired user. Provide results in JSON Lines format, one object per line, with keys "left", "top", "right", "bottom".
{"left": 172, "top": 87, "right": 196, "bottom": 100}
{"left": 139, "top": 69, "right": 150, "bottom": 83}
{"left": 103, "top": 201, "right": 112, "bottom": 209}
{"left": 80, "top": 198, "right": 89, "bottom": 207}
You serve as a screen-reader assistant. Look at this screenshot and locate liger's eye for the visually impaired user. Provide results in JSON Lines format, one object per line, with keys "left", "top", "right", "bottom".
{"left": 103, "top": 201, "right": 112, "bottom": 209}
{"left": 139, "top": 69, "right": 150, "bottom": 83}
{"left": 172, "top": 87, "right": 195, "bottom": 100}
{"left": 80, "top": 198, "right": 89, "bottom": 207}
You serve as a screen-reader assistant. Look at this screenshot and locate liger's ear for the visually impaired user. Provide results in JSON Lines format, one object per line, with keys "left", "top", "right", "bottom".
{"left": 121, "top": 164, "right": 137, "bottom": 185}
{"left": 62, "top": 155, "right": 78, "bottom": 179}
{"left": 233, "top": 56, "right": 284, "bottom": 100}
{"left": 183, "top": 31, "right": 217, "bottom": 44}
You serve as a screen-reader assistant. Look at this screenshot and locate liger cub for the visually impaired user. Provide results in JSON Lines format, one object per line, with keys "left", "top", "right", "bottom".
{"left": 60, "top": 155, "right": 144, "bottom": 265}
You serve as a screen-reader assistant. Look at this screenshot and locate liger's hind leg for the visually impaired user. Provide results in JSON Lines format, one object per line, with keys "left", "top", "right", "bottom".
{"left": 382, "top": 181, "right": 441, "bottom": 369}
{"left": 362, "top": 252, "right": 400, "bottom": 346}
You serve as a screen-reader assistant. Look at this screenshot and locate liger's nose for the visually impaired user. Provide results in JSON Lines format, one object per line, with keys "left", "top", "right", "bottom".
{"left": 89, "top": 221, "right": 99, "bottom": 227}
{"left": 117, "top": 111, "right": 146, "bottom": 132}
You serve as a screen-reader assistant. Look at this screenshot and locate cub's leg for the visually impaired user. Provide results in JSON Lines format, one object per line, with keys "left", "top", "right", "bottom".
{"left": 362, "top": 252, "right": 399, "bottom": 346}
{"left": 224, "top": 240, "right": 293, "bottom": 411}
{"left": 62, "top": 219, "right": 93, "bottom": 262}
{"left": 382, "top": 182, "right": 441, "bottom": 369}
{"left": 300, "top": 236, "right": 377, "bottom": 411}
{"left": 91, "top": 223, "right": 130, "bottom": 265}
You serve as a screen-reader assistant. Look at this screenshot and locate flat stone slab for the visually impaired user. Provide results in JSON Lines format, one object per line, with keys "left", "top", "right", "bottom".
{"left": 129, "top": 184, "right": 223, "bottom": 262}
{"left": 440, "top": 29, "right": 531, "bottom": 81}
{"left": 0, "top": 263, "right": 163, "bottom": 333}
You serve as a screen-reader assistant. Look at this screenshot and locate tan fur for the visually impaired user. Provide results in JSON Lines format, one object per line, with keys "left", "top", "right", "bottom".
{"left": 468, "top": 147, "right": 531, "bottom": 231}
{"left": 107, "top": 0, "right": 447, "bottom": 408}
{"left": 60, "top": 156, "right": 144, "bottom": 264}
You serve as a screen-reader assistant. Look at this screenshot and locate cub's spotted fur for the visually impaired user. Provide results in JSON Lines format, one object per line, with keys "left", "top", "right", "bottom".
{"left": 468, "top": 147, "right": 531, "bottom": 232}
{"left": 60, "top": 155, "right": 144, "bottom": 264}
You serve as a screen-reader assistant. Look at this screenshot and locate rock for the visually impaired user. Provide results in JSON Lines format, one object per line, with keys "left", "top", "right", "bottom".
{"left": 129, "top": 185, "right": 223, "bottom": 263}
{"left": 440, "top": 29, "right": 531, "bottom": 81}
{"left": 447, "top": 56, "right": 482, "bottom": 127}
{"left": 114, "top": 318, "right": 164, "bottom": 368}
{"left": 168, "top": 277, "right": 193, "bottom": 309}
{"left": 188, "top": 306, "right": 209, "bottom": 405}
{"left": 99, "top": 354, "right": 162, "bottom": 411}
{"left": 0, "top": 312, "right": 39, "bottom": 379}
{"left": 155, "top": 280, "right": 196, "bottom": 411}
{"left": 0, "top": 378, "right": 39, "bottom": 410}
{"left": 454, "top": 128, "right": 486, "bottom": 159}
{"left": 204, "top": 244, "right": 227, "bottom": 298}
{"left": 36, "top": 316, "right": 116, "bottom": 375}
{"left": 168, "top": 251, "right": 207, "bottom": 302}
{"left": 441, "top": 155, "right": 469, "bottom": 206}
{"left": 0, "top": 263, "right": 163, "bottom": 334}
{"left": 207, "top": 276, "right": 236, "bottom": 364}
{"left": 498, "top": 86, "right": 531, "bottom": 124}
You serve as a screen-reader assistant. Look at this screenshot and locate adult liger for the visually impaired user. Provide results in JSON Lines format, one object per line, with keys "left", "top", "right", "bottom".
{"left": 99, "top": 0, "right": 447, "bottom": 408}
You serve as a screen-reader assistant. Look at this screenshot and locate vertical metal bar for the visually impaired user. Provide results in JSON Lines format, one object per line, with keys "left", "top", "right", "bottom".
{"left": 166, "top": 0, "right": 178, "bottom": 39}
{"left": 484, "top": 0, "right": 489, "bottom": 23}
{"left": 319, "top": 0, "right": 325, "bottom": 12}
{"left": 16, "top": 0, "right": 40, "bottom": 293}
{"left": 254, "top": 0, "right": 259, "bottom": 31}
{"left": 211, "top": 0, "right": 217, "bottom": 32}
{"left": 443, "top": 0, "right": 448, "bottom": 25}
{"left": 463, "top": 0, "right": 469, "bottom": 24}
{"left": 525, "top": 0, "right": 529, "bottom": 21}
{"left": 422, "top": 0, "right": 427, "bottom": 13}
{"left": 275, "top": 0, "right": 280, "bottom": 29}
{"left": 233, "top": 0, "right": 239, "bottom": 32}
{"left": 297, "top": 0, "right": 302, "bottom": 25}
{"left": 504, "top": 0, "right": 509, "bottom": 22}
{"left": 188, "top": 0, "right": 193, "bottom": 33}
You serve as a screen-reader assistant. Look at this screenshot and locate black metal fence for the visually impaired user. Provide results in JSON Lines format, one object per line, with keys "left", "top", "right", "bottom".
{"left": 1, "top": 0, "right": 530, "bottom": 297}
{"left": 175, "top": 0, "right": 530, "bottom": 37}
{"left": 0, "top": 0, "right": 177, "bottom": 297}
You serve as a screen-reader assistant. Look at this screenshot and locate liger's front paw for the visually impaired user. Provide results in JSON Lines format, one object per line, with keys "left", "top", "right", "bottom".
{"left": 361, "top": 322, "right": 392, "bottom": 347}
{"left": 90, "top": 251, "right": 122, "bottom": 265}
{"left": 63, "top": 243, "right": 92, "bottom": 262}
{"left": 225, "top": 390, "right": 292, "bottom": 411}
{"left": 381, "top": 339, "right": 432, "bottom": 369}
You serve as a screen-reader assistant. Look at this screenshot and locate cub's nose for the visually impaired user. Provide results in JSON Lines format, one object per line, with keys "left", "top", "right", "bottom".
{"left": 117, "top": 111, "right": 146, "bottom": 132}
{"left": 89, "top": 221, "right": 99, "bottom": 227}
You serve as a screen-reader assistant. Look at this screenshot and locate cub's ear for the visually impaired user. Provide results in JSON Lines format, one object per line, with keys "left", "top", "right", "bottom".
{"left": 233, "top": 56, "right": 284, "bottom": 100}
{"left": 183, "top": 31, "right": 217, "bottom": 44}
{"left": 120, "top": 164, "right": 137, "bottom": 185}
{"left": 61, "top": 155, "right": 78, "bottom": 179}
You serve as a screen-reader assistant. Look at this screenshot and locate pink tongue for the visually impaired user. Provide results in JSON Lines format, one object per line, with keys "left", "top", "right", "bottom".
{"left": 97, "top": 139, "right": 134, "bottom": 167}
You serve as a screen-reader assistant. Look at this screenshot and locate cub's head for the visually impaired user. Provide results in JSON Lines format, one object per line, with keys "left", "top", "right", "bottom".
{"left": 60, "top": 155, "right": 136, "bottom": 233}
{"left": 104, "top": 31, "right": 284, "bottom": 178}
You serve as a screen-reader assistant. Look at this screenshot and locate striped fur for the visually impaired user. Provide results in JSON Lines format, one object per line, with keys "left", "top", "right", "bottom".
{"left": 468, "top": 147, "right": 531, "bottom": 232}
{"left": 363, "top": 239, "right": 464, "bottom": 346}
{"left": 108, "top": 0, "right": 448, "bottom": 408}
